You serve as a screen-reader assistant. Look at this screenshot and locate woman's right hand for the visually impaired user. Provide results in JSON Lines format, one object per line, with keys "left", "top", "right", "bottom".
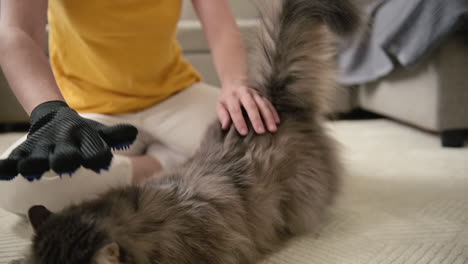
{"left": 0, "top": 101, "right": 138, "bottom": 181}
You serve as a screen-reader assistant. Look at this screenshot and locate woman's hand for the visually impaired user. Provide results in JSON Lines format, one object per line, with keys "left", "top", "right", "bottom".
{"left": 217, "top": 84, "right": 280, "bottom": 136}
{"left": 191, "top": 0, "right": 279, "bottom": 135}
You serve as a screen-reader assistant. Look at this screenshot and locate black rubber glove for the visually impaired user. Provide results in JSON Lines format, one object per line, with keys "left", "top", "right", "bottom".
{"left": 0, "top": 101, "right": 138, "bottom": 181}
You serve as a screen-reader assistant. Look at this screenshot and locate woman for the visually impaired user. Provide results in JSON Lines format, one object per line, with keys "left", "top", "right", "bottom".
{"left": 0, "top": 0, "right": 279, "bottom": 215}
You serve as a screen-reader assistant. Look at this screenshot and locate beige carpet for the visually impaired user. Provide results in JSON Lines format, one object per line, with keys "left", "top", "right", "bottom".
{"left": 0, "top": 119, "right": 467, "bottom": 264}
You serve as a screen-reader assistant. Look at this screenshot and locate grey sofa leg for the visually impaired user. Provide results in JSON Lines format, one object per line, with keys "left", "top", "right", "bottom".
{"left": 441, "top": 130, "right": 465, "bottom": 148}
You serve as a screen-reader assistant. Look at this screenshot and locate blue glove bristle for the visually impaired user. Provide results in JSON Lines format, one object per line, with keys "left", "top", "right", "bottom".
{"left": 23, "top": 174, "right": 41, "bottom": 182}
{"left": 0, "top": 174, "right": 17, "bottom": 181}
{"left": 111, "top": 142, "right": 132, "bottom": 151}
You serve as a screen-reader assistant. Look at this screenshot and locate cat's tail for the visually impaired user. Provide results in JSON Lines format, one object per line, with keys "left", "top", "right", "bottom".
{"left": 247, "top": 0, "right": 361, "bottom": 117}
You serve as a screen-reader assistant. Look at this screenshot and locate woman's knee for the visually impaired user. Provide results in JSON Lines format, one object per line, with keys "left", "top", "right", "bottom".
{"left": 0, "top": 154, "right": 133, "bottom": 215}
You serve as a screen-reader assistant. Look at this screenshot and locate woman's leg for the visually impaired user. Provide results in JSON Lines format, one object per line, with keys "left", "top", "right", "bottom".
{"left": 0, "top": 150, "right": 133, "bottom": 215}
{"left": 78, "top": 113, "right": 165, "bottom": 184}
{"left": 0, "top": 82, "right": 220, "bottom": 215}
{"left": 139, "top": 82, "right": 221, "bottom": 157}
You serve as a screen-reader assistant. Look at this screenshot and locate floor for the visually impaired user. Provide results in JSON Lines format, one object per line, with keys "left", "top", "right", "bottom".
{"left": 0, "top": 119, "right": 467, "bottom": 264}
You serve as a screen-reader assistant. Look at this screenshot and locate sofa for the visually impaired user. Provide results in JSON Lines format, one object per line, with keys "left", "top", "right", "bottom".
{"left": 356, "top": 34, "right": 468, "bottom": 147}
{"left": 1, "top": 0, "right": 467, "bottom": 147}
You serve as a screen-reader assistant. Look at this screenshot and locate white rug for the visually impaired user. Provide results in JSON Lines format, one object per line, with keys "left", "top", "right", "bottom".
{"left": 0, "top": 119, "right": 467, "bottom": 264}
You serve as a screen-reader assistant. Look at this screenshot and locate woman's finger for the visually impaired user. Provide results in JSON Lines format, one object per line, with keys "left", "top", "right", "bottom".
{"left": 226, "top": 98, "right": 249, "bottom": 136}
{"left": 265, "top": 99, "right": 280, "bottom": 124}
{"left": 240, "top": 93, "right": 265, "bottom": 134}
{"left": 216, "top": 102, "right": 231, "bottom": 130}
{"left": 253, "top": 93, "right": 277, "bottom": 132}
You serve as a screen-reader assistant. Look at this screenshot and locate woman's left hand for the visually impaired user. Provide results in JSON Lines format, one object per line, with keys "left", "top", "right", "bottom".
{"left": 217, "top": 84, "right": 280, "bottom": 136}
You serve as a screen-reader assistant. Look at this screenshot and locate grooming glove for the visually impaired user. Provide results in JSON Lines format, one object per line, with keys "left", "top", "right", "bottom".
{"left": 0, "top": 101, "right": 137, "bottom": 181}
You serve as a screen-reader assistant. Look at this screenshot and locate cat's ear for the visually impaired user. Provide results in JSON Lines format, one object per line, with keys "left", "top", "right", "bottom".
{"left": 28, "top": 205, "right": 53, "bottom": 231}
{"left": 94, "top": 242, "right": 120, "bottom": 263}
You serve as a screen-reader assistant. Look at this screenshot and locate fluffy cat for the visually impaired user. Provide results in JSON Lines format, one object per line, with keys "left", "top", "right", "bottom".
{"left": 12, "top": 0, "right": 360, "bottom": 263}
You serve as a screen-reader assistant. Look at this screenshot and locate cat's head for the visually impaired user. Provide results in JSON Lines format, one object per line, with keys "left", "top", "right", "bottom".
{"left": 19, "top": 205, "right": 128, "bottom": 264}
{"left": 16, "top": 181, "right": 245, "bottom": 264}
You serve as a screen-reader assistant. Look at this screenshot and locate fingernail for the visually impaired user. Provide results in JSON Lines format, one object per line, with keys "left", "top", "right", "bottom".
{"left": 258, "top": 126, "right": 265, "bottom": 134}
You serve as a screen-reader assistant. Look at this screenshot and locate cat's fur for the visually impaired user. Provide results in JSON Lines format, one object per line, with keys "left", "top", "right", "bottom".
{"left": 13, "top": 0, "right": 360, "bottom": 263}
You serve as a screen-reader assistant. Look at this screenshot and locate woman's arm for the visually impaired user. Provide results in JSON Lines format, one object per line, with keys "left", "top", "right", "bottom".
{"left": 0, "top": 0, "right": 64, "bottom": 115}
{"left": 0, "top": 1, "right": 140, "bottom": 180}
{"left": 191, "top": 0, "right": 280, "bottom": 135}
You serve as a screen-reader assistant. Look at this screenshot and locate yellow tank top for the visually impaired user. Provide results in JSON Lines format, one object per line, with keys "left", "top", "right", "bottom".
{"left": 48, "top": 0, "right": 201, "bottom": 114}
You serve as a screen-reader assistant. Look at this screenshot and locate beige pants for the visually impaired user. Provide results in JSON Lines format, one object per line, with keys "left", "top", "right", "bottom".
{"left": 0, "top": 82, "right": 220, "bottom": 215}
